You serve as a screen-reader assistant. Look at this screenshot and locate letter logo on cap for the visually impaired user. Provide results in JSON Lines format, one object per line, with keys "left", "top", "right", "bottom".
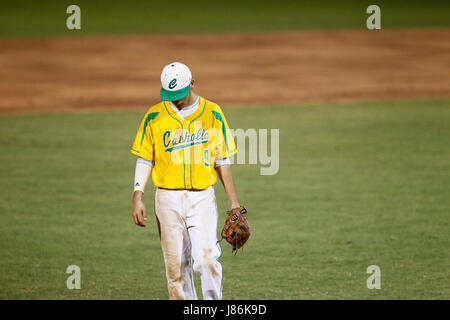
{"left": 168, "top": 78, "right": 177, "bottom": 89}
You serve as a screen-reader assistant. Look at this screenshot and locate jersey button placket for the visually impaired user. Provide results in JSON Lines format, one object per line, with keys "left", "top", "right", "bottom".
{"left": 184, "top": 122, "right": 192, "bottom": 189}
{"left": 185, "top": 153, "right": 191, "bottom": 189}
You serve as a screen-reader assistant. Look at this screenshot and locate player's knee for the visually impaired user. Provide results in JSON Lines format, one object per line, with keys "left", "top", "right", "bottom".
{"left": 194, "top": 261, "right": 208, "bottom": 275}
{"left": 194, "top": 259, "right": 220, "bottom": 277}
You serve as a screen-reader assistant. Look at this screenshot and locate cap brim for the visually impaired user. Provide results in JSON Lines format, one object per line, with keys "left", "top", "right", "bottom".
{"left": 160, "top": 85, "right": 190, "bottom": 101}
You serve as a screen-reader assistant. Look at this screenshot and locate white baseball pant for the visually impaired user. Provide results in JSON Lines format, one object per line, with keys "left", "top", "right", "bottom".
{"left": 154, "top": 186, "right": 222, "bottom": 300}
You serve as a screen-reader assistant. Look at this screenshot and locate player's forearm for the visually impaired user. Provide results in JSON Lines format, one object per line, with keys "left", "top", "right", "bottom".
{"left": 215, "top": 164, "right": 240, "bottom": 209}
{"left": 133, "top": 157, "right": 153, "bottom": 194}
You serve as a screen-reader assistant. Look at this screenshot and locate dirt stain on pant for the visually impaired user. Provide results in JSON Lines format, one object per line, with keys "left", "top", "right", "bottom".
{"left": 165, "top": 251, "right": 185, "bottom": 300}
{"left": 203, "top": 248, "right": 219, "bottom": 277}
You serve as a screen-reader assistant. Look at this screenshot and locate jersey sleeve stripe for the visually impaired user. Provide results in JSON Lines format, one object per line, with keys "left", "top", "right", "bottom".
{"left": 139, "top": 112, "right": 159, "bottom": 149}
{"left": 211, "top": 110, "right": 231, "bottom": 152}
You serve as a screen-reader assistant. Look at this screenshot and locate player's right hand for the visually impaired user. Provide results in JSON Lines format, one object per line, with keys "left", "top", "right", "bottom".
{"left": 132, "top": 196, "right": 147, "bottom": 227}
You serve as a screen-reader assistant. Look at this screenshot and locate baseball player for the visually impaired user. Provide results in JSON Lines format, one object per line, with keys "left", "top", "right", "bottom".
{"left": 131, "top": 62, "right": 241, "bottom": 300}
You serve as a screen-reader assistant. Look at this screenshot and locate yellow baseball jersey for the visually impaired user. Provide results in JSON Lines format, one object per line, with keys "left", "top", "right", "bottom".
{"left": 131, "top": 96, "right": 237, "bottom": 190}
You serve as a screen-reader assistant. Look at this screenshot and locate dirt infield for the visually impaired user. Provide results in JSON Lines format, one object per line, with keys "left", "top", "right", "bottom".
{"left": 0, "top": 29, "right": 449, "bottom": 114}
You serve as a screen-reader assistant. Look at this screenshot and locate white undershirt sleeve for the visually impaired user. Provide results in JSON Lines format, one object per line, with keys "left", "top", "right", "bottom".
{"left": 214, "top": 157, "right": 231, "bottom": 168}
{"left": 134, "top": 157, "right": 153, "bottom": 192}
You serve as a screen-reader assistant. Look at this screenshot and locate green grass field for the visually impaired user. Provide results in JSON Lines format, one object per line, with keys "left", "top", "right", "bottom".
{"left": 0, "top": 0, "right": 449, "bottom": 38}
{"left": 0, "top": 99, "right": 449, "bottom": 299}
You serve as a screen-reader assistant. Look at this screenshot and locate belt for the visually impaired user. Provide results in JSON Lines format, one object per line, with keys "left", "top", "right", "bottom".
{"left": 157, "top": 187, "right": 209, "bottom": 192}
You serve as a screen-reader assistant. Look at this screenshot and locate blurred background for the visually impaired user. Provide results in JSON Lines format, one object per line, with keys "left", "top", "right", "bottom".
{"left": 0, "top": 0, "right": 449, "bottom": 299}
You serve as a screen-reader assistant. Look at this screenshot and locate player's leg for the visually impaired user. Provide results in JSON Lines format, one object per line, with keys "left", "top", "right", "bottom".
{"left": 186, "top": 187, "right": 222, "bottom": 300}
{"left": 155, "top": 188, "right": 197, "bottom": 300}
{"left": 180, "top": 231, "right": 197, "bottom": 299}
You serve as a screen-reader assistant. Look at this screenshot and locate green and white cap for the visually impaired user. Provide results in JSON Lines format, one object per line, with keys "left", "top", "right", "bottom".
{"left": 160, "top": 62, "right": 192, "bottom": 101}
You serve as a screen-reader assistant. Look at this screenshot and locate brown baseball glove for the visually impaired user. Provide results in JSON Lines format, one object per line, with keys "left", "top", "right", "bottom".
{"left": 221, "top": 206, "right": 250, "bottom": 253}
